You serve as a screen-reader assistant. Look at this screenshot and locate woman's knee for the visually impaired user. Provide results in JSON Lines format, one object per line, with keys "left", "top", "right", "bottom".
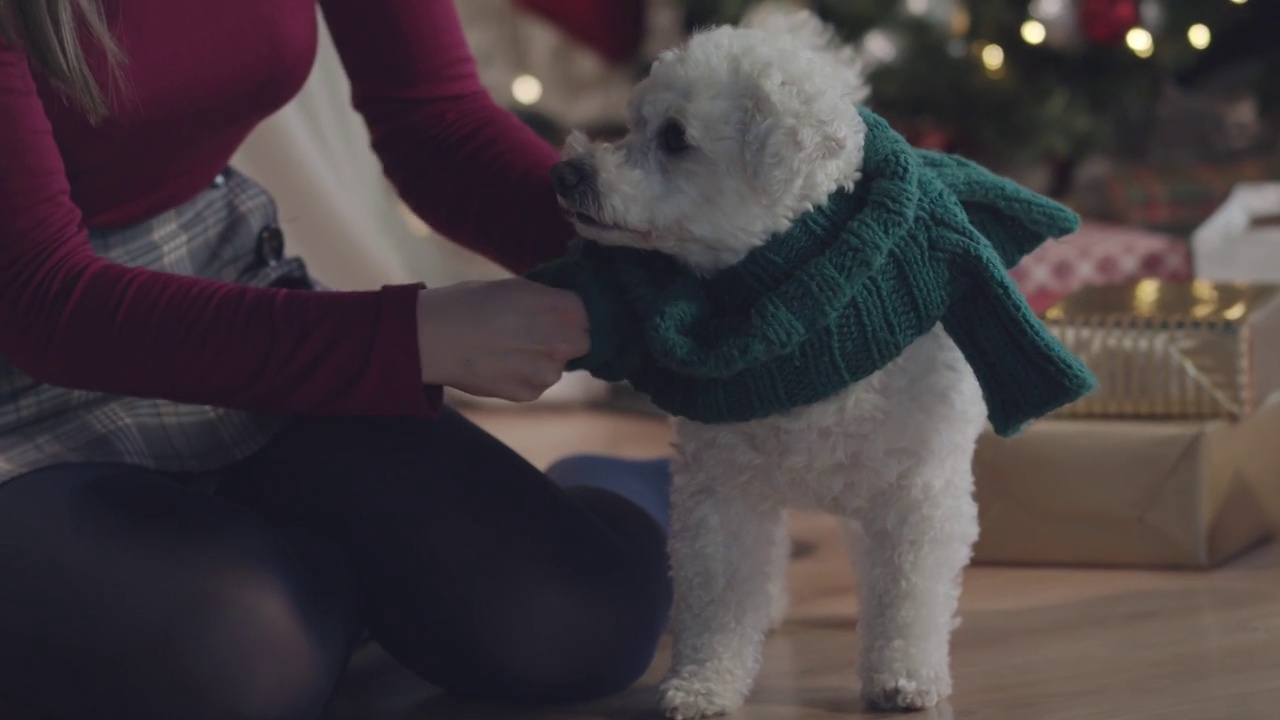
{"left": 450, "top": 575, "right": 672, "bottom": 704}
{"left": 151, "top": 534, "right": 359, "bottom": 719}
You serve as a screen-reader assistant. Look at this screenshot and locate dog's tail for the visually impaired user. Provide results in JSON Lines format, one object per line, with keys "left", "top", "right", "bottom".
{"left": 740, "top": 3, "right": 870, "bottom": 103}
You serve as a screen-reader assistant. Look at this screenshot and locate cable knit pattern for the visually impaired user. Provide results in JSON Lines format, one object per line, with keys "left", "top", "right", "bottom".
{"left": 527, "top": 107, "right": 1096, "bottom": 436}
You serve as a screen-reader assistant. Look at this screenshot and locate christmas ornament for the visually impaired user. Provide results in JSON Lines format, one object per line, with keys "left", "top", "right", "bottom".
{"left": 514, "top": 0, "right": 646, "bottom": 66}
{"left": 1078, "top": 0, "right": 1139, "bottom": 46}
{"left": 898, "top": 119, "right": 956, "bottom": 151}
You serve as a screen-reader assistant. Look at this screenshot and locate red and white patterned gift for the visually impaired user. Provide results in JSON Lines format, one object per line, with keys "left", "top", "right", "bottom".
{"left": 1010, "top": 220, "right": 1192, "bottom": 315}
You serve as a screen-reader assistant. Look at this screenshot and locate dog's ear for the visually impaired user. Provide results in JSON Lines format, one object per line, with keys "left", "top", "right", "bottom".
{"left": 741, "top": 6, "right": 869, "bottom": 103}
{"left": 742, "top": 81, "right": 846, "bottom": 204}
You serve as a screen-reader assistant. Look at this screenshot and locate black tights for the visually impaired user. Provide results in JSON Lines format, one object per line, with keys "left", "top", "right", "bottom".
{"left": 0, "top": 409, "right": 672, "bottom": 720}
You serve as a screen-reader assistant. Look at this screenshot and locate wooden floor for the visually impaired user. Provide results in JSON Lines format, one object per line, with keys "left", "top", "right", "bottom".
{"left": 332, "top": 408, "right": 1280, "bottom": 720}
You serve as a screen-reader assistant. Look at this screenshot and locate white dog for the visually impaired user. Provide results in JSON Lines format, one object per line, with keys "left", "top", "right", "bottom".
{"left": 550, "top": 8, "right": 984, "bottom": 717}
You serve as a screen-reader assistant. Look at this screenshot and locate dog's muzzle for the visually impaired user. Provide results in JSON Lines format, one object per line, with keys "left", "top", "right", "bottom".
{"left": 551, "top": 159, "right": 597, "bottom": 207}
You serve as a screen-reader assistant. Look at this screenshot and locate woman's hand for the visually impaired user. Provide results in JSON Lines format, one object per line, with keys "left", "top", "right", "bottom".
{"left": 415, "top": 279, "right": 590, "bottom": 402}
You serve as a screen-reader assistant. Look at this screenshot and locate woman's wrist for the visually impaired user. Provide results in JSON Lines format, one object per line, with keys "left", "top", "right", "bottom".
{"left": 372, "top": 283, "right": 443, "bottom": 413}
{"left": 414, "top": 286, "right": 444, "bottom": 386}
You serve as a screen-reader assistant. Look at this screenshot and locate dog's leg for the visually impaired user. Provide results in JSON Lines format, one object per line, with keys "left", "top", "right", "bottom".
{"left": 846, "top": 465, "right": 978, "bottom": 712}
{"left": 659, "top": 478, "right": 784, "bottom": 720}
{"left": 766, "top": 512, "right": 791, "bottom": 631}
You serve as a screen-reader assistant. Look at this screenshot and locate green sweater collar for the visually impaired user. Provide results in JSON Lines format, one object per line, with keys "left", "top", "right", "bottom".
{"left": 528, "top": 107, "right": 1096, "bottom": 435}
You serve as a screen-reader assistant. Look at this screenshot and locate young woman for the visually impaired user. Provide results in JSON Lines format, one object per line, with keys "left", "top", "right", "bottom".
{"left": 0, "top": 2, "right": 673, "bottom": 719}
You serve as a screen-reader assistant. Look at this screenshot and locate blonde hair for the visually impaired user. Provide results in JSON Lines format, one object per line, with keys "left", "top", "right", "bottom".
{"left": 0, "top": 0, "right": 123, "bottom": 122}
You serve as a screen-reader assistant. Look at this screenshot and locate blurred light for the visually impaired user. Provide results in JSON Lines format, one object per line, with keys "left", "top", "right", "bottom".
{"left": 1187, "top": 23, "right": 1212, "bottom": 49}
{"left": 905, "top": 0, "right": 929, "bottom": 15}
{"left": 950, "top": 7, "right": 971, "bottom": 36}
{"left": 511, "top": 74, "right": 542, "bottom": 105}
{"left": 1021, "top": 19, "right": 1047, "bottom": 45}
{"left": 981, "top": 42, "right": 1005, "bottom": 70}
{"left": 1229, "top": 0, "right": 1247, "bottom": 5}
{"left": 1125, "top": 27, "right": 1154, "bottom": 57}
{"left": 862, "top": 29, "right": 900, "bottom": 65}
{"left": 1029, "top": 0, "right": 1066, "bottom": 20}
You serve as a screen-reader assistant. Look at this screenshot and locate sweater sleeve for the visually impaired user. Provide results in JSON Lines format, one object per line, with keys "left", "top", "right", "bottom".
{"left": 319, "top": 0, "right": 575, "bottom": 275}
{"left": 0, "top": 45, "right": 440, "bottom": 417}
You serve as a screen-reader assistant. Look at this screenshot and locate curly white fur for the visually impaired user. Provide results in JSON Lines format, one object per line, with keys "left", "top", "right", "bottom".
{"left": 554, "top": 7, "right": 985, "bottom": 717}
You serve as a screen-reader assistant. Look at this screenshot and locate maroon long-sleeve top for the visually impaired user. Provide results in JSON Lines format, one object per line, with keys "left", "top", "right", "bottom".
{"left": 0, "top": 0, "right": 573, "bottom": 416}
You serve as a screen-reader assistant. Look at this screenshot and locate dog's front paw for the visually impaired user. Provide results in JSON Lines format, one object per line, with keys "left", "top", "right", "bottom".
{"left": 658, "top": 672, "right": 746, "bottom": 720}
{"left": 861, "top": 675, "right": 946, "bottom": 712}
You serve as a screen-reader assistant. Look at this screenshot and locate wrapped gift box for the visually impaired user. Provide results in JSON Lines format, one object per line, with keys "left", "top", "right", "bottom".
{"left": 1100, "top": 159, "right": 1279, "bottom": 235}
{"left": 971, "top": 402, "right": 1280, "bottom": 569}
{"left": 1009, "top": 220, "right": 1191, "bottom": 315}
{"left": 1191, "top": 182, "right": 1280, "bottom": 284}
{"left": 1043, "top": 281, "right": 1280, "bottom": 419}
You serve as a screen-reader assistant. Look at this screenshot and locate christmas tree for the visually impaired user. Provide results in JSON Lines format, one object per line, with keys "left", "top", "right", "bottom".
{"left": 680, "top": 0, "right": 1278, "bottom": 191}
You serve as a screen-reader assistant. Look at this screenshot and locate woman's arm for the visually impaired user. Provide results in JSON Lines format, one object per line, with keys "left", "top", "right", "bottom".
{"left": 319, "top": 0, "right": 575, "bottom": 275}
{"left": 0, "top": 47, "right": 439, "bottom": 417}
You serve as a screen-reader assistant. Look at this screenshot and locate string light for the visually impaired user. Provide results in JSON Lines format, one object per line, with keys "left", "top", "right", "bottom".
{"left": 1125, "top": 27, "right": 1154, "bottom": 58}
{"left": 511, "top": 74, "right": 542, "bottom": 105}
{"left": 981, "top": 42, "right": 1005, "bottom": 71}
{"left": 1187, "top": 23, "right": 1212, "bottom": 50}
{"left": 1020, "top": 19, "right": 1047, "bottom": 45}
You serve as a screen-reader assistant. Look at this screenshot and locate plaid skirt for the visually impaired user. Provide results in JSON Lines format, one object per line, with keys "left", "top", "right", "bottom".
{"left": 0, "top": 168, "right": 313, "bottom": 485}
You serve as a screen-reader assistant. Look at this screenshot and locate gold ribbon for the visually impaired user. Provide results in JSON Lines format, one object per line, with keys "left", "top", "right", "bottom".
{"left": 1043, "top": 280, "right": 1280, "bottom": 419}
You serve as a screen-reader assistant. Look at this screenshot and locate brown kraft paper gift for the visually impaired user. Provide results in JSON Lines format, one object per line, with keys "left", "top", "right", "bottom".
{"left": 970, "top": 400, "right": 1280, "bottom": 568}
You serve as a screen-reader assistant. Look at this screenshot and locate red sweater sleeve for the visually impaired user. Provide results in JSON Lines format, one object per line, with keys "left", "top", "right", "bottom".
{"left": 319, "top": 0, "right": 575, "bottom": 275}
{"left": 0, "top": 46, "right": 440, "bottom": 416}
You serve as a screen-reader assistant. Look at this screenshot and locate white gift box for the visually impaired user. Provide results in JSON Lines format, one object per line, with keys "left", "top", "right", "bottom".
{"left": 1192, "top": 182, "right": 1280, "bottom": 283}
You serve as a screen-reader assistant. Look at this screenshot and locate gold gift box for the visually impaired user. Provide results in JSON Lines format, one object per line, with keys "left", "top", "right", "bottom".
{"left": 1043, "top": 280, "right": 1280, "bottom": 419}
{"left": 971, "top": 400, "right": 1280, "bottom": 568}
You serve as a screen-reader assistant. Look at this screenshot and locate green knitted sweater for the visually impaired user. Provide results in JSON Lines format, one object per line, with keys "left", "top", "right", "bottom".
{"left": 526, "top": 107, "right": 1096, "bottom": 436}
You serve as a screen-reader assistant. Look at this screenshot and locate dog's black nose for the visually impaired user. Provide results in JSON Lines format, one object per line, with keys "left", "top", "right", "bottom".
{"left": 551, "top": 159, "right": 594, "bottom": 199}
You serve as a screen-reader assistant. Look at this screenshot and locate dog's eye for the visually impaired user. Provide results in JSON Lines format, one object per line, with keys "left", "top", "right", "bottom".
{"left": 657, "top": 119, "right": 691, "bottom": 155}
